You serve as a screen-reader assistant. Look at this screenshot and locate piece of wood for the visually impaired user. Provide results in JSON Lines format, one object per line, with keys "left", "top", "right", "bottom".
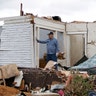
{"left": 0, "top": 64, "right": 20, "bottom": 79}
{"left": 44, "top": 61, "right": 57, "bottom": 70}
{"left": 14, "top": 71, "right": 23, "bottom": 87}
{"left": 32, "top": 93, "right": 59, "bottom": 96}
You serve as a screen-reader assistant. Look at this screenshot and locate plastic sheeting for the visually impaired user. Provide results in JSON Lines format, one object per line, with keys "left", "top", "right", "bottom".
{"left": 71, "top": 54, "right": 96, "bottom": 69}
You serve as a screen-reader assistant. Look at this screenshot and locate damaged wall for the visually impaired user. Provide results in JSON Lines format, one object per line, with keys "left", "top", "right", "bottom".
{"left": 66, "top": 23, "right": 87, "bottom": 66}
{"left": 34, "top": 17, "right": 66, "bottom": 67}
{"left": 0, "top": 16, "right": 96, "bottom": 67}
{"left": 70, "top": 35, "right": 84, "bottom": 66}
{"left": 0, "top": 26, "right": 2, "bottom": 33}
{"left": 87, "top": 23, "right": 96, "bottom": 58}
{"left": 66, "top": 23, "right": 87, "bottom": 32}
{"left": 0, "top": 16, "right": 35, "bottom": 67}
{"left": 0, "top": 26, "right": 2, "bottom": 46}
{"left": 66, "top": 22, "right": 96, "bottom": 66}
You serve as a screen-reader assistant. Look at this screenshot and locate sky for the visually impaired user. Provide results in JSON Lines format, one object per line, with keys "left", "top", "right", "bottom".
{"left": 0, "top": 0, "right": 96, "bottom": 22}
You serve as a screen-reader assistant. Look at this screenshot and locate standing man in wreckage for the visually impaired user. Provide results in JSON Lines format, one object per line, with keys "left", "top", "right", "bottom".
{"left": 36, "top": 32, "right": 60, "bottom": 65}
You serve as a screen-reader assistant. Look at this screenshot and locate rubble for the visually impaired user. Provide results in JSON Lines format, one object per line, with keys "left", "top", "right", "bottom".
{"left": 65, "top": 73, "right": 94, "bottom": 96}
{"left": 71, "top": 21, "right": 86, "bottom": 23}
{"left": 32, "top": 93, "right": 59, "bottom": 96}
{"left": 57, "top": 52, "right": 65, "bottom": 60}
{"left": 0, "top": 85, "right": 19, "bottom": 96}
{"left": 41, "top": 16, "right": 62, "bottom": 22}
{"left": 50, "top": 83, "right": 65, "bottom": 91}
{"left": 44, "top": 61, "right": 57, "bottom": 70}
{"left": 1, "top": 13, "right": 96, "bottom": 96}
{"left": 0, "top": 61, "right": 95, "bottom": 96}
{"left": 0, "top": 64, "right": 20, "bottom": 79}
{"left": 14, "top": 71, "right": 23, "bottom": 87}
{"left": 71, "top": 54, "right": 96, "bottom": 70}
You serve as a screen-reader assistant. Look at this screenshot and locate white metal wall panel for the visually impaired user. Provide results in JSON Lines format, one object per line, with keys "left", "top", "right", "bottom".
{"left": 57, "top": 32, "right": 64, "bottom": 52}
{"left": 70, "top": 35, "right": 84, "bottom": 66}
{"left": 87, "top": 23, "right": 96, "bottom": 57}
{"left": 34, "top": 17, "right": 65, "bottom": 32}
{"left": 0, "top": 26, "right": 2, "bottom": 33}
{"left": 66, "top": 23, "right": 87, "bottom": 32}
{"left": 0, "top": 17, "right": 34, "bottom": 67}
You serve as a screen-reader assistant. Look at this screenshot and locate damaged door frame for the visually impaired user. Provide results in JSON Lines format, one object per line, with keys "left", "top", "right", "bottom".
{"left": 66, "top": 31, "right": 87, "bottom": 66}
{"left": 33, "top": 17, "right": 66, "bottom": 68}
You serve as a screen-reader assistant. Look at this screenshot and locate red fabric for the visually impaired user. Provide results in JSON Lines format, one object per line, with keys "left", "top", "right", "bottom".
{"left": 58, "top": 90, "right": 64, "bottom": 96}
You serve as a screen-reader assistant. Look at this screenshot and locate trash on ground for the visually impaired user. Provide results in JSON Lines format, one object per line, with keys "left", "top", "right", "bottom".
{"left": 0, "top": 60, "right": 95, "bottom": 96}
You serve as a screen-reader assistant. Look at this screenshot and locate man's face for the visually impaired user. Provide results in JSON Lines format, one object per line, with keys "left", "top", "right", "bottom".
{"left": 48, "top": 34, "right": 54, "bottom": 39}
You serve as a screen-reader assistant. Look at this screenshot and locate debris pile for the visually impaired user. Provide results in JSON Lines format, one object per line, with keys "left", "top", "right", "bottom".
{"left": 1, "top": 54, "right": 96, "bottom": 95}
{"left": 65, "top": 73, "right": 94, "bottom": 96}
{"left": 0, "top": 85, "right": 19, "bottom": 96}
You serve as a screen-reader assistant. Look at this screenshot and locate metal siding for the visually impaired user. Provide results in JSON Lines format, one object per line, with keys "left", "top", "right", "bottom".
{"left": 70, "top": 35, "right": 84, "bottom": 66}
{"left": 0, "top": 26, "right": 2, "bottom": 33}
{"left": 34, "top": 17, "right": 65, "bottom": 32}
{"left": 87, "top": 23, "right": 96, "bottom": 57}
{"left": 0, "top": 17, "right": 34, "bottom": 67}
{"left": 57, "top": 32, "right": 64, "bottom": 52}
{"left": 66, "top": 23, "right": 87, "bottom": 32}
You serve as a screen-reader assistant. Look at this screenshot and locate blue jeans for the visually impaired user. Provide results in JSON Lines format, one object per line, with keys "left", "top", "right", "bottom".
{"left": 47, "top": 54, "right": 57, "bottom": 62}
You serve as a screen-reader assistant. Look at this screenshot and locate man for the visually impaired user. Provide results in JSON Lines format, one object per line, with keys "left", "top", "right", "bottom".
{"left": 36, "top": 32, "right": 60, "bottom": 62}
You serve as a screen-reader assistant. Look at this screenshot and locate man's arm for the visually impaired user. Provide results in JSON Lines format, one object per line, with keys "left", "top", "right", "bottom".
{"left": 36, "top": 38, "right": 48, "bottom": 44}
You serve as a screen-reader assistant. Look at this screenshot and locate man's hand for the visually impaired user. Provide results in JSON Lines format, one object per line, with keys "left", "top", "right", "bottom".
{"left": 56, "top": 52, "right": 59, "bottom": 57}
{"left": 56, "top": 52, "right": 64, "bottom": 56}
{"left": 56, "top": 52, "right": 62, "bottom": 57}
